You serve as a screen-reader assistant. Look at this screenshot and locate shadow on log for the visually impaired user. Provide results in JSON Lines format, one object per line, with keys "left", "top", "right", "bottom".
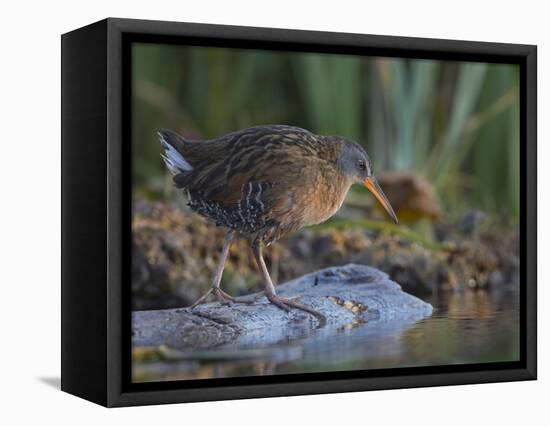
{"left": 133, "top": 264, "right": 433, "bottom": 353}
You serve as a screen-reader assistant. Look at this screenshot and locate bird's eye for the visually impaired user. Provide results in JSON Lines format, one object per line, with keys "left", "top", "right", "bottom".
{"left": 357, "top": 160, "right": 366, "bottom": 171}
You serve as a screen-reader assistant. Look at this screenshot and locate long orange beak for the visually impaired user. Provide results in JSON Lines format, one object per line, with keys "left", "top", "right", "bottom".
{"left": 364, "top": 176, "right": 398, "bottom": 224}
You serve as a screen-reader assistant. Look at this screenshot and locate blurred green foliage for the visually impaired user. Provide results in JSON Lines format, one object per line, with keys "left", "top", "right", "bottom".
{"left": 132, "top": 43, "right": 519, "bottom": 219}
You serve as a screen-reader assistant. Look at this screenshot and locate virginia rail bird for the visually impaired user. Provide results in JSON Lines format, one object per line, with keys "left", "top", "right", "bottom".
{"left": 160, "top": 125, "right": 397, "bottom": 321}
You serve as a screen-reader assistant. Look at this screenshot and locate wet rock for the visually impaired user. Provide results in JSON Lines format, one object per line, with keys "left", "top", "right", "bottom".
{"left": 132, "top": 264, "right": 433, "bottom": 351}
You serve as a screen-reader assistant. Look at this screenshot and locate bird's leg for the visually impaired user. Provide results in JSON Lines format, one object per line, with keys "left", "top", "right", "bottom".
{"left": 251, "top": 240, "right": 326, "bottom": 325}
{"left": 190, "top": 230, "right": 253, "bottom": 308}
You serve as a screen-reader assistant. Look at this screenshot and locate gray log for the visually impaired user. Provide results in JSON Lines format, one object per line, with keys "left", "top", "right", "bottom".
{"left": 132, "top": 264, "right": 433, "bottom": 352}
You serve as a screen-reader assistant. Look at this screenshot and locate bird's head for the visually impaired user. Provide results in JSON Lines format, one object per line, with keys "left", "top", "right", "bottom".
{"left": 337, "top": 139, "right": 398, "bottom": 224}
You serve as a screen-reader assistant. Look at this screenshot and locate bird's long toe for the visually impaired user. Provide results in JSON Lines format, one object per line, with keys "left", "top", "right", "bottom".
{"left": 266, "top": 294, "right": 326, "bottom": 325}
{"left": 189, "top": 287, "right": 256, "bottom": 308}
{"left": 216, "top": 288, "right": 255, "bottom": 305}
{"left": 189, "top": 288, "right": 215, "bottom": 309}
{"left": 266, "top": 294, "right": 292, "bottom": 312}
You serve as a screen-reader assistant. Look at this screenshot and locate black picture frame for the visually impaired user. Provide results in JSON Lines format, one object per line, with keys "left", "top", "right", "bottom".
{"left": 61, "top": 17, "right": 537, "bottom": 407}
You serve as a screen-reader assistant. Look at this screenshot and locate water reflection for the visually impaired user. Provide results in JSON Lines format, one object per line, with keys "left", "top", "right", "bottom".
{"left": 132, "top": 287, "right": 519, "bottom": 383}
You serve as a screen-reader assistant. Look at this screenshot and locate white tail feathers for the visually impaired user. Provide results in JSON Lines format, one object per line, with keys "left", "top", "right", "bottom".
{"left": 158, "top": 132, "right": 193, "bottom": 174}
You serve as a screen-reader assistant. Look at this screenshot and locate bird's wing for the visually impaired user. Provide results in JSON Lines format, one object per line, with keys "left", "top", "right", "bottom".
{"left": 173, "top": 125, "right": 322, "bottom": 205}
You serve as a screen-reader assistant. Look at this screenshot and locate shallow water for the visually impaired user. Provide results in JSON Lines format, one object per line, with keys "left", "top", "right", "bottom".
{"left": 132, "top": 286, "right": 520, "bottom": 382}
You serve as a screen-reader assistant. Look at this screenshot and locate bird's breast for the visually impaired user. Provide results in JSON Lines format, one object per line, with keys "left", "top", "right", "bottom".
{"left": 303, "top": 183, "right": 350, "bottom": 225}
{"left": 284, "top": 168, "right": 350, "bottom": 227}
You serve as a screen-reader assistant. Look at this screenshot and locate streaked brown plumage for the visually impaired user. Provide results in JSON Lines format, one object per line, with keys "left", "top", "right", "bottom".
{"left": 160, "top": 125, "right": 397, "bottom": 323}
